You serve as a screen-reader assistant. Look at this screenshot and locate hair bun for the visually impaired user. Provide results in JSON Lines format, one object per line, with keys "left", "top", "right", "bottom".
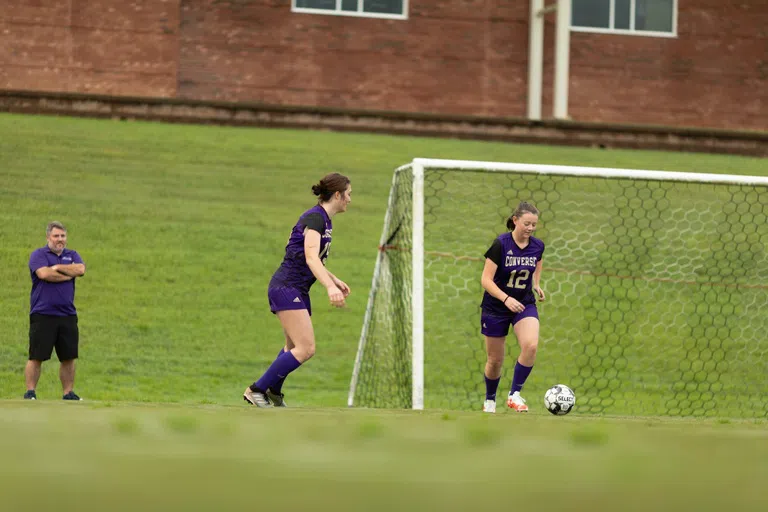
{"left": 311, "top": 173, "right": 350, "bottom": 202}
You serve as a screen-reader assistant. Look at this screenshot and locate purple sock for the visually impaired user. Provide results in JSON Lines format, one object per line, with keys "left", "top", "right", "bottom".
{"left": 484, "top": 375, "right": 501, "bottom": 401}
{"left": 510, "top": 361, "right": 533, "bottom": 394}
{"left": 270, "top": 348, "right": 287, "bottom": 394}
{"left": 251, "top": 350, "right": 301, "bottom": 393}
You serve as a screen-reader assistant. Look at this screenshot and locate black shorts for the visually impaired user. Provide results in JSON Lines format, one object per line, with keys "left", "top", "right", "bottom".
{"left": 29, "top": 314, "right": 79, "bottom": 362}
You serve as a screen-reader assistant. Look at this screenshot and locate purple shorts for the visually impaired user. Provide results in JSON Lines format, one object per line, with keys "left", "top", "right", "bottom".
{"left": 480, "top": 304, "right": 538, "bottom": 337}
{"left": 268, "top": 286, "right": 312, "bottom": 316}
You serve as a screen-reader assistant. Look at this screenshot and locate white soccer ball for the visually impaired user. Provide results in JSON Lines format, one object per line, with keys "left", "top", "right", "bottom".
{"left": 544, "top": 384, "right": 576, "bottom": 415}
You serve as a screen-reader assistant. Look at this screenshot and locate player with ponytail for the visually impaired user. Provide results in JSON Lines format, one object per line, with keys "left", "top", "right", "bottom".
{"left": 243, "top": 173, "right": 352, "bottom": 408}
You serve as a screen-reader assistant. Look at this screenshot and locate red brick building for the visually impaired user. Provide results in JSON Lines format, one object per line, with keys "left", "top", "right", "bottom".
{"left": 1, "top": 1, "right": 765, "bottom": 131}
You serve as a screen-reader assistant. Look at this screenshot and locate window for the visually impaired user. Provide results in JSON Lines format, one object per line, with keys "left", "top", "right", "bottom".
{"left": 293, "top": 0, "right": 408, "bottom": 19}
{"left": 572, "top": 0, "right": 676, "bottom": 36}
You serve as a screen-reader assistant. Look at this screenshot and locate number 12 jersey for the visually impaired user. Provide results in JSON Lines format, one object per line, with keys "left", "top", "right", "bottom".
{"left": 481, "top": 232, "right": 545, "bottom": 317}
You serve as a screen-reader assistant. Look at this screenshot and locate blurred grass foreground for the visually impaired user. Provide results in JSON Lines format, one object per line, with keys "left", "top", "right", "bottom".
{"left": 0, "top": 402, "right": 766, "bottom": 511}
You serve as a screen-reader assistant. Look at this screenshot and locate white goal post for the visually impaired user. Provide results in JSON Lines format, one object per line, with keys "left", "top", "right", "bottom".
{"left": 349, "top": 158, "right": 768, "bottom": 416}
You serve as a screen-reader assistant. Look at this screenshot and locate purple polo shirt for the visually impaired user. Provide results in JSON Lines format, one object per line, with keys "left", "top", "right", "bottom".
{"left": 29, "top": 246, "right": 84, "bottom": 316}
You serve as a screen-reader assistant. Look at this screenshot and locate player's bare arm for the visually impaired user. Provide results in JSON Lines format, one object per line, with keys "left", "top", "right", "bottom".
{"left": 304, "top": 230, "right": 345, "bottom": 306}
{"left": 532, "top": 259, "right": 545, "bottom": 300}
{"left": 53, "top": 263, "right": 85, "bottom": 277}
{"left": 304, "top": 230, "right": 336, "bottom": 288}
{"left": 35, "top": 267, "right": 74, "bottom": 282}
{"left": 481, "top": 258, "right": 524, "bottom": 313}
{"left": 327, "top": 270, "right": 350, "bottom": 297}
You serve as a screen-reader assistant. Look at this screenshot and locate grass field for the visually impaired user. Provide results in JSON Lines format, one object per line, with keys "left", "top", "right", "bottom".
{"left": 0, "top": 112, "right": 766, "bottom": 509}
{"left": 0, "top": 402, "right": 766, "bottom": 511}
{"left": 1, "top": 112, "right": 766, "bottom": 408}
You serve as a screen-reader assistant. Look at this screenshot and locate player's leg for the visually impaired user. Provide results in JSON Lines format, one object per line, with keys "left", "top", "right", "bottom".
{"left": 25, "top": 314, "right": 56, "bottom": 399}
{"left": 245, "top": 311, "right": 315, "bottom": 408}
{"left": 265, "top": 328, "right": 294, "bottom": 407}
{"left": 483, "top": 336, "right": 505, "bottom": 413}
{"left": 264, "top": 309, "right": 316, "bottom": 406}
{"left": 481, "top": 314, "right": 511, "bottom": 413}
{"left": 275, "top": 308, "right": 315, "bottom": 362}
{"left": 247, "top": 310, "right": 313, "bottom": 402}
{"left": 282, "top": 328, "right": 296, "bottom": 352}
{"left": 266, "top": 287, "right": 301, "bottom": 404}
{"left": 245, "top": 287, "right": 309, "bottom": 407}
{"left": 507, "top": 306, "right": 540, "bottom": 412}
{"left": 56, "top": 315, "right": 81, "bottom": 400}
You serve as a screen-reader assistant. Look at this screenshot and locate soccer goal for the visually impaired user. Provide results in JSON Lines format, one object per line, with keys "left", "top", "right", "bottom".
{"left": 348, "top": 158, "right": 768, "bottom": 418}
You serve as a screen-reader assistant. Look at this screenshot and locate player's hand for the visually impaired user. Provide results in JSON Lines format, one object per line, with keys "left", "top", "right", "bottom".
{"left": 534, "top": 286, "right": 546, "bottom": 301}
{"left": 505, "top": 297, "right": 525, "bottom": 314}
{"left": 334, "top": 279, "right": 351, "bottom": 298}
{"left": 327, "top": 285, "right": 346, "bottom": 308}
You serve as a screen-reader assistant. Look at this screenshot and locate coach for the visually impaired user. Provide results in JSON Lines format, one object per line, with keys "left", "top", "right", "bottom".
{"left": 24, "top": 221, "right": 86, "bottom": 401}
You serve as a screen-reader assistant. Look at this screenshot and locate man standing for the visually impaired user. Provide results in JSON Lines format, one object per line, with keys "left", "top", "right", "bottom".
{"left": 25, "top": 221, "right": 86, "bottom": 400}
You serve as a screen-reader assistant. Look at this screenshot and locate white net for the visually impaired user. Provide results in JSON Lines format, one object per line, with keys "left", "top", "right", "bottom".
{"left": 350, "top": 161, "right": 768, "bottom": 417}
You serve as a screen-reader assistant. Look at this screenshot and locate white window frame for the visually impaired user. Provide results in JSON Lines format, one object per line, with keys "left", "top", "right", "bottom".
{"left": 292, "top": 0, "right": 409, "bottom": 20}
{"left": 571, "top": 0, "right": 678, "bottom": 38}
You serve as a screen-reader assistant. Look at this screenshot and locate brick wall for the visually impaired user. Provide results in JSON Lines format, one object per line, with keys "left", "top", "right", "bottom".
{"left": 177, "top": 0, "right": 531, "bottom": 117}
{"left": 569, "top": 0, "right": 768, "bottom": 130}
{"left": 1, "top": 0, "right": 765, "bottom": 130}
{"left": 0, "top": 0, "right": 179, "bottom": 96}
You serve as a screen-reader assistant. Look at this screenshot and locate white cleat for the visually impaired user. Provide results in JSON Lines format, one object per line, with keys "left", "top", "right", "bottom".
{"left": 243, "top": 387, "right": 273, "bottom": 408}
{"left": 507, "top": 391, "right": 529, "bottom": 412}
{"left": 482, "top": 399, "right": 496, "bottom": 413}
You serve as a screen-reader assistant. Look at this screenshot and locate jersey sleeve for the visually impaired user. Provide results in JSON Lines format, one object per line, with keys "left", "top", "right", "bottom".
{"left": 29, "top": 251, "right": 47, "bottom": 274}
{"left": 484, "top": 239, "right": 503, "bottom": 265}
{"left": 72, "top": 251, "right": 84, "bottom": 265}
{"left": 299, "top": 212, "right": 325, "bottom": 234}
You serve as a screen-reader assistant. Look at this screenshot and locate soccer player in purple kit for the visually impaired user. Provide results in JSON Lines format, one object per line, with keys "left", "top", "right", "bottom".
{"left": 25, "top": 221, "right": 86, "bottom": 401}
{"left": 244, "top": 173, "right": 352, "bottom": 408}
{"left": 479, "top": 202, "right": 546, "bottom": 413}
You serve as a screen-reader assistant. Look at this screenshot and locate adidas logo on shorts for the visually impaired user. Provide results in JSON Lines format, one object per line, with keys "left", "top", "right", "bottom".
{"left": 293, "top": 297, "right": 301, "bottom": 303}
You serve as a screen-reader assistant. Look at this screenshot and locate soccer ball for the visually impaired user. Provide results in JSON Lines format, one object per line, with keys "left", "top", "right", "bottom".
{"left": 544, "top": 384, "right": 576, "bottom": 415}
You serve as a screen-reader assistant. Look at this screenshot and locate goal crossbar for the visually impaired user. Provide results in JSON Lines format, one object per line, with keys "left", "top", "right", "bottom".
{"left": 409, "top": 158, "right": 768, "bottom": 185}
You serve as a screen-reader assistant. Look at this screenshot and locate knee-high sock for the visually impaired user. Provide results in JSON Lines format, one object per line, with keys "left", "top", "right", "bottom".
{"left": 510, "top": 361, "right": 533, "bottom": 394}
{"left": 485, "top": 374, "right": 501, "bottom": 401}
{"left": 251, "top": 350, "right": 301, "bottom": 393}
{"left": 270, "top": 348, "right": 287, "bottom": 394}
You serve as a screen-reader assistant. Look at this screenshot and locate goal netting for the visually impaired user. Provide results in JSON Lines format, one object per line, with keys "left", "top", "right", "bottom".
{"left": 348, "top": 158, "right": 768, "bottom": 418}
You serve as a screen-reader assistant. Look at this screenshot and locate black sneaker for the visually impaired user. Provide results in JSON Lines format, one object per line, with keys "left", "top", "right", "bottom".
{"left": 62, "top": 391, "right": 82, "bottom": 401}
{"left": 266, "top": 389, "right": 287, "bottom": 407}
{"left": 23, "top": 390, "right": 37, "bottom": 400}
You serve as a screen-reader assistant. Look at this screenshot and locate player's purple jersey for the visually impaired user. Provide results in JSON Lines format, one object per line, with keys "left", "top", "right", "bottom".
{"left": 481, "top": 232, "right": 545, "bottom": 316}
{"left": 269, "top": 205, "right": 332, "bottom": 293}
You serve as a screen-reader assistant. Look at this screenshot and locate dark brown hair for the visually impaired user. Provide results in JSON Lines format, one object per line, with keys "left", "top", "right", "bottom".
{"left": 312, "top": 173, "right": 350, "bottom": 203}
{"left": 506, "top": 201, "right": 540, "bottom": 230}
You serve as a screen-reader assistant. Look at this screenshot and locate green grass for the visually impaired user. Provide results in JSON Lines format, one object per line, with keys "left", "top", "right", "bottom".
{"left": 0, "top": 113, "right": 766, "bottom": 509}
{"left": 0, "top": 402, "right": 766, "bottom": 511}
{"left": 0, "top": 112, "right": 766, "bottom": 411}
